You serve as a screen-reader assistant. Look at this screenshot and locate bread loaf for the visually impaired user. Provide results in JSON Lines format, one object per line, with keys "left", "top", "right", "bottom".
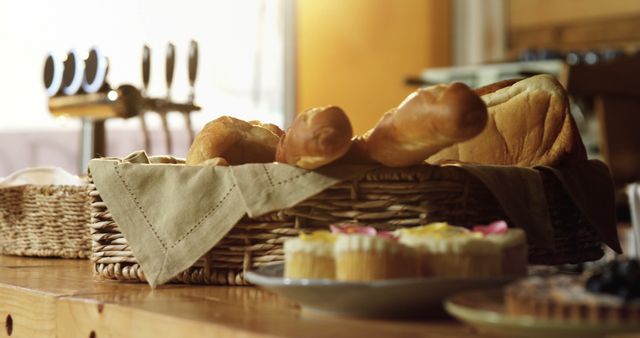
{"left": 474, "top": 78, "right": 520, "bottom": 96}
{"left": 355, "top": 82, "right": 488, "bottom": 167}
{"left": 186, "top": 116, "right": 280, "bottom": 165}
{"left": 249, "top": 120, "right": 285, "bottom": 138}
{"left": 201, "top": 157, "right": 229, "bottom": 166}
{"left": 427, "top": 75, "right": 587, "bottom": 167}
{"left": 276, "top": 106, "right": 353, "bottom": 169}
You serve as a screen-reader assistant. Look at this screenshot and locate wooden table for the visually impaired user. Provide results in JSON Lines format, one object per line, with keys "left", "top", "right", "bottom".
{"left": 0, "top": 255, "right": 493, "bottom": 338}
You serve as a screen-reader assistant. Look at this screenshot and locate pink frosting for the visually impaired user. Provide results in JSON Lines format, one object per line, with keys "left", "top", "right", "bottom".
{"left": 330, "top": 224, "right": 377, "bottom": 235}
{"left": 330, "top": 224, "right": 397, "bottom": 240}
{"left": 472, "top": 220, "right": 509, "bottom": 236}
{"left": 376, "top": 231, "right": 397, "bottom": 240}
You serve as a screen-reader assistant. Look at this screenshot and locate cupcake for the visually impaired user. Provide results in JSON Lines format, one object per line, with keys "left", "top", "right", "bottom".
{"left": 332, "top": 224, "right": 418, "bottom": 281}
{"left": 396, "top": 221, "right": 526, "bottom": 278}
{"left": 284, "top": 231, "right": 336, "bottom": 279}
{"left": 473, "top": 221, "right": 527, "bottom": 276}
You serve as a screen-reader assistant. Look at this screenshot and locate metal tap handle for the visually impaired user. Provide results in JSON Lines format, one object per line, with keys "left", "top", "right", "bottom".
{"left": 160, "top": 42, "right": 176, "bottom": 154}
{"left": 142, "top": 45, "right": 151, "bottom": 94}
{"left": 188, "top": 40, "right": 199, "bottom": 100}
{"left": 165, "top": 42, "right": 175, "bottom": 97}
{"left": 140, "top": 45, "right": 152, "bottom": 152}
{"left": 184, "top": 40, "right": 199, "bottom": 143}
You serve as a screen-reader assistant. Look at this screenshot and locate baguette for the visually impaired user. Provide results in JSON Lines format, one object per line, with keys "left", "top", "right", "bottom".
{"left": 357, "top": 82, "right": 488, "bottom": 167}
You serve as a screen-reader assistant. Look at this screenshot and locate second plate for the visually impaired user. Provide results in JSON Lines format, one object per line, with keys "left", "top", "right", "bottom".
{"left": 445, "top": 288, "right": 640, "bottom": 338}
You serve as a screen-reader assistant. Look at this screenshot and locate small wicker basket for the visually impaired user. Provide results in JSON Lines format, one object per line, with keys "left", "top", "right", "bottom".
{"left": 89, "top": 164, "right": 604, "bottom": 285}
{"left": 0, "top": 185, "right": 92, "bottom": 258}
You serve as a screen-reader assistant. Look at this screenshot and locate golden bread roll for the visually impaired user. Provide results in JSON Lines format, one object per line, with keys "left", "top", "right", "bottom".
{"left": 357, "top": 82, "right": 488, "bottom": 167}
{"left": 335, "top": 134, "right": 378, "bottom": 165}
{"left": 186, "top": 116, "right": 279, "bottom": 165}
{"left": 249, "top": 120, "right": 285, "bottom": 138}
{"left": 428, "top": 75, "right": 587, "bottom": 167}
{"left": 276, "top": 106, "right": 353, "bottom": 169}
{"left": 201, "top": 157, "right": 229, "bottom": 166}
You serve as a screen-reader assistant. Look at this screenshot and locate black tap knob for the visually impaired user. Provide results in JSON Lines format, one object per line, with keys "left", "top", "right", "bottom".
{"left": 61, "top": 49, "right": 85, "bottom": 95}
{"left": 82, "top": 47, "right": 109, "bottom": 93}
{"left": 43, "top": 53, "right": 64, "bottom": 97}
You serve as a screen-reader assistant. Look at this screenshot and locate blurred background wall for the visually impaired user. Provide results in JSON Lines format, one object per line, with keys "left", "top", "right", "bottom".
{"left": 0, "top": 0, "right": 289, "bottom": 175}
{"left": 507, "top": 0, "right": 640, "bottom": 57}
{"left": 296, "top": 0, "right": 452, "bottom": 135}
{"left": 2, "top": 0, "right": 640, "bottom": 179}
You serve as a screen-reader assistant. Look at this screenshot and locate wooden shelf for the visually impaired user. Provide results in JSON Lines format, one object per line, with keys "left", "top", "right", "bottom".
{"left": 0, "top": 255, "right": 490, "bottom": 338}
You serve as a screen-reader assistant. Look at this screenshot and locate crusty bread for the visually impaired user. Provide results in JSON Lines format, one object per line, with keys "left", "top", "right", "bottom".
{"left": 201, "top": 157, "right": 229, "bottom": 166}
{"left": 276, "top": 106, "right": 353, "bottom": 169}
{"left": 249, "top": 120, "right": 285, "bottom": 138}
{"left": 474, "top": 78, "right": 521, "bottom": 96}
{"left": 354, "top": 82, "right": 488, "bottom": 167}
{"left": 428, "top": 75, "right": 587, "bottom": 167}
{"left": 186, "top": 116, "right": 279, "bottom": 165}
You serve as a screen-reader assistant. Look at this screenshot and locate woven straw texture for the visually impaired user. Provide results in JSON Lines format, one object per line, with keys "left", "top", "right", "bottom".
{"left": 90, "top": 165, "right": 603, "bottom": 285}
{"left": 0, "top": 185, "right": 92, "bottom": 258}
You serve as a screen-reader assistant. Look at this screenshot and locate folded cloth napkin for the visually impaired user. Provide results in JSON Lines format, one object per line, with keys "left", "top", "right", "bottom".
{"left": 89, "top": 151, "right": 619, "bottom": 287}
{"left": 0, "top": 167, "right": 85, "bottom": 188}
{"left": 627, "top": 183, "right": 640, "bottom": 258}
{"left": 538, "top": 161, "right": 621, "bottom": 254}
{"left": 446, "top": 163, "right": 554, "bottom": 249}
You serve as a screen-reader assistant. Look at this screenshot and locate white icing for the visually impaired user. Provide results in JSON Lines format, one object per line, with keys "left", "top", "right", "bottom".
{"left": 397, "top": 224, "right": 525, "bottom": 254}
{"left": 484, "top": 228, "right": 527, "bottom": 248}
{"left": 399, "top": 233, "right": 500, "bottom": 254}
{"left": 284, "top": 237, "right": 334, "bottom": 257}
{"left": 334, "top": 234, "right": 412, "bottom": 256}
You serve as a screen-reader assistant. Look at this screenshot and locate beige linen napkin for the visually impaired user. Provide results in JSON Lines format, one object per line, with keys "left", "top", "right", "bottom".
{"left": 89, "top": 151, "right": 618, "bottom": 287}
{"left": 230, "top": 162, "right": 375, "bottom": 218}
{"left": 89, "top": 152, "right": 368, "bottom": 287}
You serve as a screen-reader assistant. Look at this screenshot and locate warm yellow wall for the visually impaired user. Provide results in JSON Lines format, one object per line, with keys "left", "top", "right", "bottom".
{"left": 296, "top": 0, "right": 452, "bottom": 135}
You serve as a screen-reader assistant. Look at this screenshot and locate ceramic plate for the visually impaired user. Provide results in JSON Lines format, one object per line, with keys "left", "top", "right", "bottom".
{"left": 445, "top": 289, "right": 640, "bottom": 338}
{"left": 245, "top": 263, "right": 515, "bottom": 317}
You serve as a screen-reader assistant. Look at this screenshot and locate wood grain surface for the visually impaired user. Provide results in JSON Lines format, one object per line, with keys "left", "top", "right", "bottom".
{"left": 0, "top": 255, "right": 496, "bottom": 338}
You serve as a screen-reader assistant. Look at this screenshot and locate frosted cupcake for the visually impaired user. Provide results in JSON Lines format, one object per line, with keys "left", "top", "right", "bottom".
{"left": 396, "top": 221, "right": 527, "bottom": 278}
{"left": 473, "top": 221, "right": 527, "bottom": 276}
{"left": 332, "top": 224, "right": 418, "bottom": 281}
{"left": 284, "top": 231, "right": 337, "bottom": 279}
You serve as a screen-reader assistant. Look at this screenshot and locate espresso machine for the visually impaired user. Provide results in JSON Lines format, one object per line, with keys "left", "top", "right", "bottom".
{"left": 43, "top": 41, "right": 201, "bottom": 173}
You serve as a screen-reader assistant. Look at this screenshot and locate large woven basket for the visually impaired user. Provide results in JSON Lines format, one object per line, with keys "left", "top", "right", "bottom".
{"left": 0, "top": 185, "right": 92, "bottom": 258}
{"left": 89, "top": 164, "right": 604, "bottom": 285}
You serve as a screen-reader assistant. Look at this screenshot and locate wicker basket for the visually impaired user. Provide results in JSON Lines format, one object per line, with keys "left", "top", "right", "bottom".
{"left": 89, "top": 164, "right": 605, "bottom": 285}
{"left": 0, "top": 185, "right": 92, "bottom": 258}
